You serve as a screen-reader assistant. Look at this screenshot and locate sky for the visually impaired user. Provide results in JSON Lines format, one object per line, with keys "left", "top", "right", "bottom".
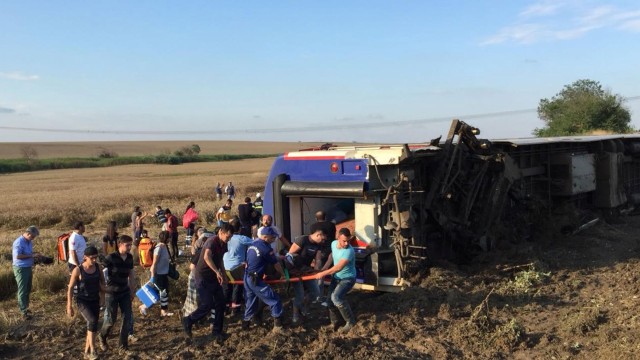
{"left": 1, "top": 0, "right": 639, "bottom": 143}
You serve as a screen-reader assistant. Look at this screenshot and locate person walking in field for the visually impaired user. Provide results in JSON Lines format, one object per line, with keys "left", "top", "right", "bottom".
{"left": 66, "top": 245, "right": 105, "bottom": 360}
{"left": 102, "top": 221, "right": 119, "bottom": 256}
{"left": 225, "top": 181, "right": 235, "bottom": 200}
{"left": 314, "top": 228, "right": 357, "bottom": 333}
{"left": 183, "top": 201, "right": 199, "bottom": 244}
{"left": 147, "top": 231, "right": 174, "bottom": 317}
{"left": 12, "top": 226, "right": 39, "bottom": 320}
{"left": 237, "top": 197, "right": 254, "bottom": 237}
{"left": 182, "top": 224, "right": 233, "bottom": 344}
{"left": 131, "top": 206, "right": 140, "bottom": 239}
{"left": 165, "top": 208, "right": 180, "bottom": 261}
{"left": 215, "top": 182, "right": 223, "bottom": 200}
{"left": 134, "top": 210, "right": 149, "bottom": 242}
{"left": 69, "top": 221, "right": 87, "bottom": 272}
{"left": 99, "top": 235, "right": 136, "bottom": 351}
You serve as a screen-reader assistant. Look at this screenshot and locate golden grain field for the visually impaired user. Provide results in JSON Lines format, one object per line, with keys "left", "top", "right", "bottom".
{"left": 0, "top": 157, "right": 274, "bottom": 251}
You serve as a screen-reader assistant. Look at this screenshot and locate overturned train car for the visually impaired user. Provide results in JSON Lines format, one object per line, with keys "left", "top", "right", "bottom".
{"left": 262, "top": 120, "right": 640, "bottom": 291}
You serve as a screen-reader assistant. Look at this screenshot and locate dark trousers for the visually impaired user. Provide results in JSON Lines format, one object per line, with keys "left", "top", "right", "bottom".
{"left": 170, "top": 232, "right": 179, "bottom": 260}
{"left": 187, "top": 278, "right": 226, "bottom": 334}
{"left": 224, "top": 283, "right": 244, "bottom": 306}
{"left": 100, "top": 291, "right": 133, "bottom": 348}
{"left": 77, "top": 298, "right": 100, "bottom": 332}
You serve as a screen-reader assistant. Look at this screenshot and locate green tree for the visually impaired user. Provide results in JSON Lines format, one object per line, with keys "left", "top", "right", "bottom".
{"left": 190, "top": 144, "right": 201, "bottom": 154}
{"left": 533, "top": 79, "right": 633, "bottom": 137}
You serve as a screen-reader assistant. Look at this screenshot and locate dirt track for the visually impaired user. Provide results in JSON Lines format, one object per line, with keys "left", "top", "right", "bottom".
{"left": 2, "top": 215, "right": 640, "bottom": 359}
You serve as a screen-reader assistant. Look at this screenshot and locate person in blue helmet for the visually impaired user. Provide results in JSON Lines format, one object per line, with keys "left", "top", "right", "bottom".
{"left": 242, "top": 226, "right": 287, "bottom": 332}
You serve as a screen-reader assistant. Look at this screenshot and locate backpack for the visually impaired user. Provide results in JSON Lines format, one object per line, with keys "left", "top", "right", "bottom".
{"left": 56, "top": 232, "right": 71, "bottom": 263}
{"left": 138, "top": 237, "right": 156, "bottom": 268}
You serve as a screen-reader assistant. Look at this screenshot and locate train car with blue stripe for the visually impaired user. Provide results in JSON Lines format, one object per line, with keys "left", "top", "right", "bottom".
{"left": 261, "top": 120, "right": 640, "bottom": 292}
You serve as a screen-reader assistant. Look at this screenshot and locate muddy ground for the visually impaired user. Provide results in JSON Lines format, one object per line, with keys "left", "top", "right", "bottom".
{"left": 2, "top": 216, "right": 640, "bottom": 359}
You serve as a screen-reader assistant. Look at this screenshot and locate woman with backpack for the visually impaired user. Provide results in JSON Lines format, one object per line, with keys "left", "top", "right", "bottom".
{"left": 102, "top": 221, "right": 119, "bottom": 256}
{"left": 66, "top": 245, "right": 105, "bottom": 360}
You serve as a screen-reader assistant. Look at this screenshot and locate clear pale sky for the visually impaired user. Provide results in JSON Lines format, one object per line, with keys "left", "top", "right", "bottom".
{"left": 1, "top": 1, "right": 639, "bottom": 143}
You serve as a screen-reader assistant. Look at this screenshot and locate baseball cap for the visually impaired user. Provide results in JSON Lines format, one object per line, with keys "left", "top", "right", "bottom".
{"left": 26, "top": 225, "right": 40, "bottom": 237}
{"left": 259, "top": 226, "right": 277, "bottom": 238}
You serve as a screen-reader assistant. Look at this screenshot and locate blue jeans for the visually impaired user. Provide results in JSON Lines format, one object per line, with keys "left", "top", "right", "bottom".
{"left": 328, "top": 277, "right": 355, "bottom": 308}
{"left": 12, "top": 266, "right": 32, "bottom": 314}
{"left": 100, "top": 291, "right": 133, "bottom": 348}
{"left": 292, "top": 279, "right": 320, "bottom": 309}
{"left": 243, "top": 273, "right": 282, "bottom": 321}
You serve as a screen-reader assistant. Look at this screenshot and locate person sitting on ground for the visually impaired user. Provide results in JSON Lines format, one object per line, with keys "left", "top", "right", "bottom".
{"left": 314, "top": 228, "right": 357, "bottom": 333}
{"left": 67, "top": 245, "right": 105, "bottom": 360}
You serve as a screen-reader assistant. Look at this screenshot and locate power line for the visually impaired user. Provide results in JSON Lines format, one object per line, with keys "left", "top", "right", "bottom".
{"left": 1, "top": 96, "right": 639, "bottom": 135}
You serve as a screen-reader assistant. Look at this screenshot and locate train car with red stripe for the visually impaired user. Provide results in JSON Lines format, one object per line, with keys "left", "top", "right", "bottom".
{"left": 262, "top": 120, "right": 640, "bottom": 292}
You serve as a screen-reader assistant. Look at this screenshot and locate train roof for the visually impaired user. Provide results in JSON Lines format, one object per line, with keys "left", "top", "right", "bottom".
{"left": 491, "top": 133, "right": 640, "bottom": 147}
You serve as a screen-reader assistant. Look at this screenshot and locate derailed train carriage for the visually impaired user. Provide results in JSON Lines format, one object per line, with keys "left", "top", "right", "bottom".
{"left": 261, "top": 120, "right": 640, "bottom": 292}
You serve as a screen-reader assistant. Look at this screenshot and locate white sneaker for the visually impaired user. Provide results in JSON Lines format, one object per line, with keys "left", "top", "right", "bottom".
{"left": 139, "top": 305, "right": 147, "bottom": 316}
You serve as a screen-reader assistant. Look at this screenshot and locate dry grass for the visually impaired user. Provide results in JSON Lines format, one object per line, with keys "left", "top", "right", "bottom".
{"left": 0, "top": 140, "right": 327, "bottom": 159}
{"left": 0, "top": 157, "right": 273, "bottom": 231}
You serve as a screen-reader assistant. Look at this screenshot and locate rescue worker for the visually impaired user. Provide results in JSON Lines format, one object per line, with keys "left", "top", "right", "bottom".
{"left": 242, "top": 226, "right": 287, "bottom": 332}
{"left": 284, "top": 223, "right": 326, "bottom": 324}
{"left": 314, "top": 228, "right": 357, "bottom": 333}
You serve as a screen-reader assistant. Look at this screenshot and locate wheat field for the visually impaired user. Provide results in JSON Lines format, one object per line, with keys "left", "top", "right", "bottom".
{"left": 0, "top": 157, "right": 274, "bottom": 250}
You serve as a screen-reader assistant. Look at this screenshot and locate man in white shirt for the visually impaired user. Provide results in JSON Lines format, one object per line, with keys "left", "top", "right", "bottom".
{"left": 257, "top": 214, "right": 291, "bottom": 252}
{"left": 68, "top": 221, "right": 87, "bottom": 272}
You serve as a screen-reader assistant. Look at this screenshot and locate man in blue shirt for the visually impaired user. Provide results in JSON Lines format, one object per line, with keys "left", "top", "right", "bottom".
{"left": 315, "top": 227, "right": 357, "bottom": 333}
{"left": 223, "top": 219, "right": 254, "bottom": 314}
{"left": 242, "top": 226, "right": 287, "bottom": 332}
{"left": 12, "top": 226, "right": 39, "bottom": 320}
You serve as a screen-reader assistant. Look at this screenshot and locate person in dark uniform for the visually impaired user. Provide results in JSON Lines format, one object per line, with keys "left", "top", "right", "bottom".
{"left": 242, "top": 226, "right": 287, "bottom": 332}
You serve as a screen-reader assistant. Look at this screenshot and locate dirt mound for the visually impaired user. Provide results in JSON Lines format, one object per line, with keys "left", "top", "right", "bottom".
{"left": 2, "top": 217, "right": 640, "bottom": 359}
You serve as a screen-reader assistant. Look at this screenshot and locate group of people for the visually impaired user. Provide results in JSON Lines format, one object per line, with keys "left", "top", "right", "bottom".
{"left": 10, "top": 195, "right": 359, "bottom": 358}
